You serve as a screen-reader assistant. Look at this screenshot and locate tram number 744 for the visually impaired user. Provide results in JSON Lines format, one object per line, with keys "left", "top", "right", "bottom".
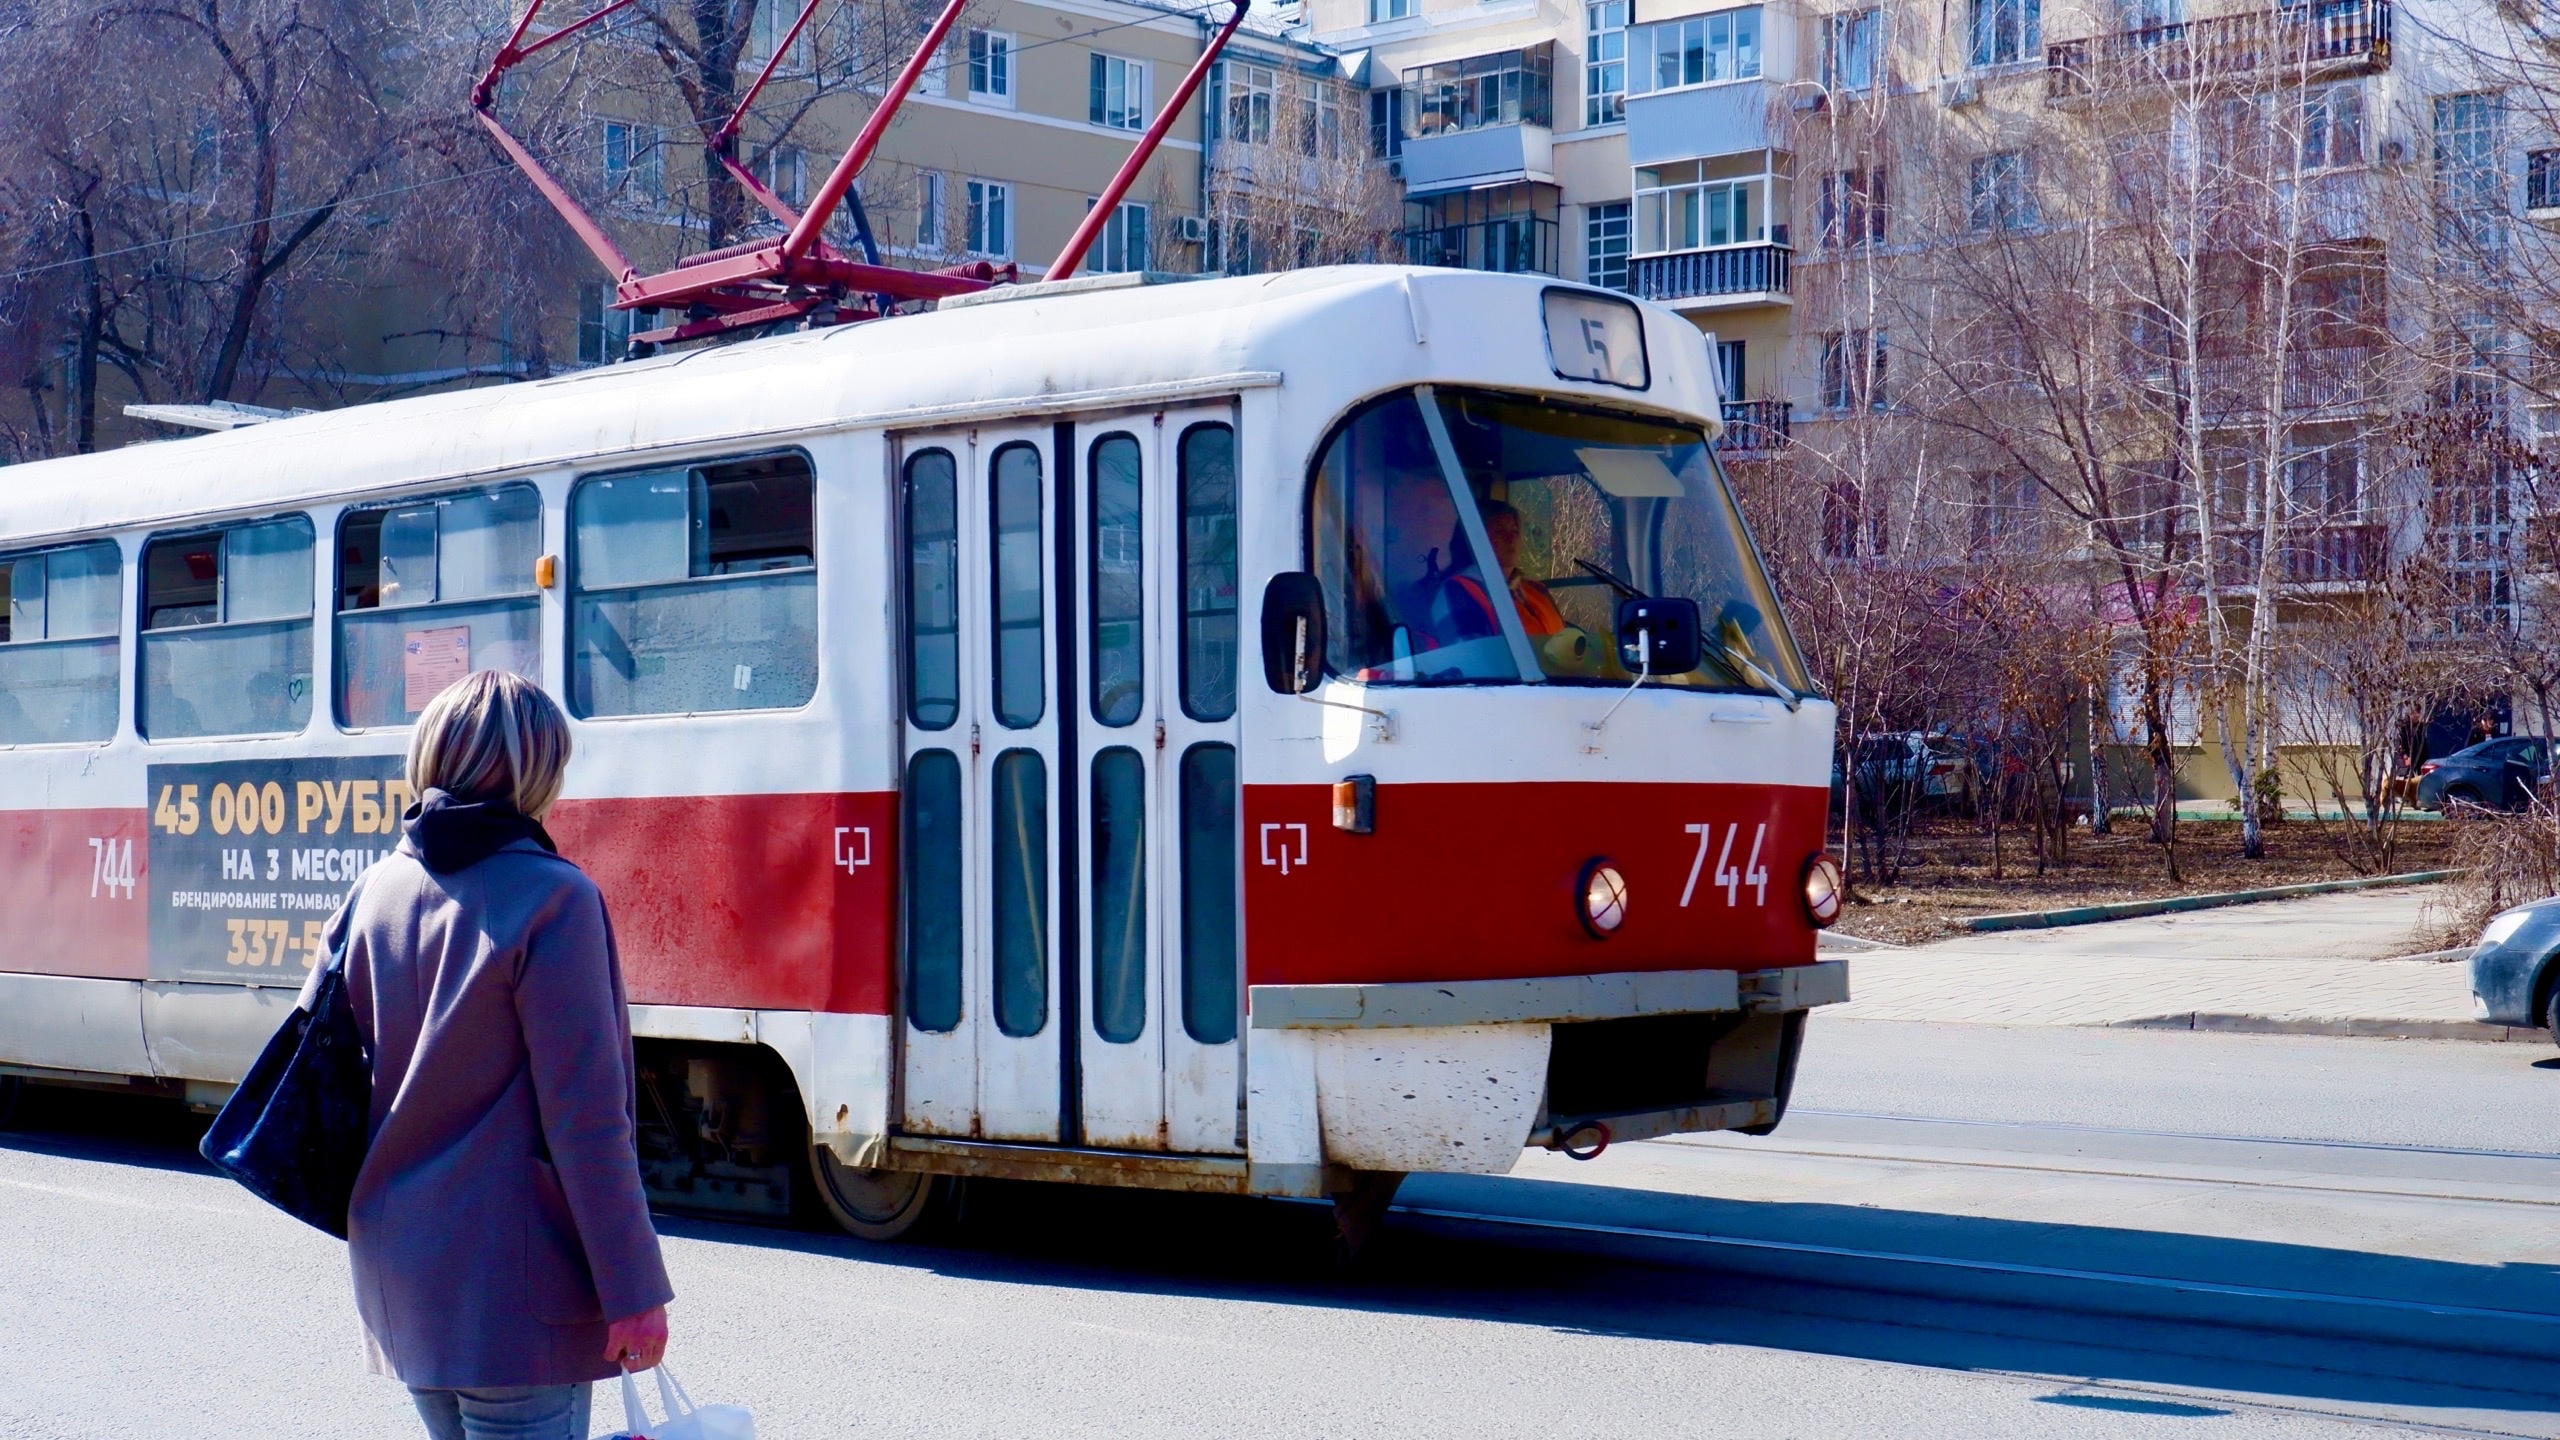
{"left": 1680, "top": 822, "right": 1769, "bottom": 909}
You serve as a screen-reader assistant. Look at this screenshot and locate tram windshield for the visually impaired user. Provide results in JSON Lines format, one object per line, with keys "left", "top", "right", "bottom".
{"left": 1308, "top": 386, "right": 1811, "bottom": 694}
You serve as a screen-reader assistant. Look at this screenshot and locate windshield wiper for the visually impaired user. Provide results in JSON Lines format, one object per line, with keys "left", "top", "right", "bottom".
{"left": 1717, "top": 622, "right": 1801, "bottom": 711}
{"left": 1574, "top": 557, "right": 1645, "bottom": 599}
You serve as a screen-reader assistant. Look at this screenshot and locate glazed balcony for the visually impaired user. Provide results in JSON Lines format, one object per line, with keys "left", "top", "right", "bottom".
{"left": 1400, "top": 214, "right": 1560, "bottom": 275}
{"left": 2046, "top": 0, "right": 2391, "bottom": 102}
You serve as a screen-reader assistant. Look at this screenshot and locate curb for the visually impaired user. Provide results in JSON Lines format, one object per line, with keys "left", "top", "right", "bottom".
{"left": 2113, "top": 1012, "right": 2532, "bottom": 1044}
{"left": 1962, "top": 870, "right": 2458, "bottom": 933}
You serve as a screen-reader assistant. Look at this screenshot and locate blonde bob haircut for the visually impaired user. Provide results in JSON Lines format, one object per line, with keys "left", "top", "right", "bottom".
{"left": 407, "top": 671, "right": 573, "bottom": 818}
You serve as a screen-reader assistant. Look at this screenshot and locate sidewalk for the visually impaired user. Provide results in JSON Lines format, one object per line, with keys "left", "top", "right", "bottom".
{"left": 1824, "top": 885, "right": 2527, "bottom": 1041}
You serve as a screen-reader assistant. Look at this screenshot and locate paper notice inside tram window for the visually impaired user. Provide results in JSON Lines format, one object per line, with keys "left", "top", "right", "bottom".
{"left": 403, "top": 626, "right": 472, "bottom": 712}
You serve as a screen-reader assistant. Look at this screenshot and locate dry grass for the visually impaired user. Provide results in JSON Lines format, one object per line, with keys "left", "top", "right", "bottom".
{"left": 2413, "top": 810, "right": 2560, "bottom": 950}
{"left": 1834, "top": 816, "right": 2460, "bottom": 946}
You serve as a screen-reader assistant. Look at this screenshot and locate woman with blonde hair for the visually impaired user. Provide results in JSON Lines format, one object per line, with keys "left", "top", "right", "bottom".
{"left": 300, "top": 669, "right": 672, "bottom": 1439}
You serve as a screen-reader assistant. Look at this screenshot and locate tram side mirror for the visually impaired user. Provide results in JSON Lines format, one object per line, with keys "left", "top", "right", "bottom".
{"left": 1260, "top": 572, "right": 1328, "bottom": 695}
{"left": 1615, "top": 596, "right": 1702, "bottom": 675}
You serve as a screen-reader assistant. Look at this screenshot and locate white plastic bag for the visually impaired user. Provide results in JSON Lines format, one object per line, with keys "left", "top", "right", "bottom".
{"left": 615, "top": 1364, "right": 756, "bottom": 1440}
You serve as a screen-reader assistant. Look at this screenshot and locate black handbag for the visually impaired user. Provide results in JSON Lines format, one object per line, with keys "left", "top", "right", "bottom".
{"left": 199, "top": 881, "right": 375, "bottom": 1239}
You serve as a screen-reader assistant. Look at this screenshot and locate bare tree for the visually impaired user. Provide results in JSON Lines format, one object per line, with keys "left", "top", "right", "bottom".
{"left": 1204, "top": 56, "right": 1397, "bottom": 274}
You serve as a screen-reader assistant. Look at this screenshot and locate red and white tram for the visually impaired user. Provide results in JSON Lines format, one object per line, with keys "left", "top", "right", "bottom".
{"left": 0, "top": 266, "right": 1846, "bottom": 1239}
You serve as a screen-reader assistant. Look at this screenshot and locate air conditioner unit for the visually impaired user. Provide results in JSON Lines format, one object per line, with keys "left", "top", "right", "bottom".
{"left": 1937, "top": 77, "right": 1981, "bottom": 108}
{"left": 1172, "top": 214, "right": 1210, "bottom": 246}
{"left": 1386, "top": 154, "right": 1405, "bottom": 180}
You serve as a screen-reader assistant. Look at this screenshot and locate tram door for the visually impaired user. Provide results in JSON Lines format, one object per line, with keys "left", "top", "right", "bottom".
{"left": 895, "top": 411, "right": 1245, "bottom": 1153}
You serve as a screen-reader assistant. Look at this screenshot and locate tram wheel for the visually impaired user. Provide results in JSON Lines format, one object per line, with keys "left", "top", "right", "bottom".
{"left": 808, "top": 1147, "right": 951, "bottom": 1242}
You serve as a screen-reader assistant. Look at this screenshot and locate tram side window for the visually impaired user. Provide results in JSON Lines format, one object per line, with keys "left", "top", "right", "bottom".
{"left": 140, "top": 518, "right": 316, "bottom": 740}
{"left": 337, "top": 484, "right": 542, "bottom": 728}
{"left": 570, "top": 452, "right": 818, "bottom": 718}
{"left": 0, "top": 541, "right": 122, "bottom": 745}
{"left": 1178, "top": 742, "right": 1238, "bottom": 1045}
{"left": 1089, "top": 433, "right": 1143, "bottom": 727}
{"left": 904, "top": 449, "right": 961, "bottom": 730}
{"left": 1177, "top": 423, "right": 1238, "bottom": 722}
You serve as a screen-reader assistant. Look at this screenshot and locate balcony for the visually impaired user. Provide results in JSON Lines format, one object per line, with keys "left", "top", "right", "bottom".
{"left": 1399, "top": 123, "right": 1556, "bottom": 195}
{"left": 1629, "top": 243, "right": 1792, "bottom": 309}
{"left": 1624, "top": 81, "right": 1778, "bottom": 169}
{"left": 1401, "top": 214, "right": 1560, "bottom": 275}
{"left": 2214, "top": 521, "right": 2385, "bottom": 587}
{"left": 2192, "top": 345, "right": 2384, "bottom": 419}
{"left": 2045, "top": 0, "right": 2391, "bottom": 102}
{"left": 1718, "top": 399, "right": 1792, "bottom": 453}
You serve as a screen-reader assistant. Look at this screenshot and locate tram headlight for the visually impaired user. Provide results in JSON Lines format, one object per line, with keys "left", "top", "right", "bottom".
{"left": 1578, "top": 859, "right": 1629, "bottom": 938}
{"left": 1802, "top": 853, "right": 1845, "bottom": 929}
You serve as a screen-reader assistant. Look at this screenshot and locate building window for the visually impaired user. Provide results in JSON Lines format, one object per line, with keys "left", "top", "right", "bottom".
{"left": 1368, "top": 87, "right": 1403, "bottom": 158}
{"left": 1968, "top": 0, "right": 2039, "bottom": 68}
{"left": 601, "top": 121, "right": 663, "bottom": 202}
{"left": 968, "top": 29, "right": 1014, "bottom": 103}
{"left": 747, "top": 2, "right": 811, "bottom": 68}
{"left": 1215, "top": 60, "right": 1278, "bottom": 145}
{"left": 966, "top": 178, "right": 1011, "bottom": 258}
{"left": 1091, "top": 53, "right": 1151, "bottom": 131}
{"left": 1821, "top": 328, "right": 1887, "bottom": 410}
{"left": 2300, "top": 82, "right": 2364, "bottom": 170}
{"left": 2284, "top": 430, "right": 2361, "bottom": 520}
{"left": 750, "top": 145, "right": 806, "bottom": 207}
{"left": 1819, "top": 167, "right": 1887, "bottom": 247}
{"left": 1087, "top": 200, "right": 1151, "bottom": 273}
{"left": 1715, "top": 339, "right": 1745, "bottom": 399}
{"left": 1369, "top": 0, "right": 1417, "bottom": 20}
{"left": 1629, "top": 9, "right": 1762, "bottom": 95}
{"left": 577, "top": 282, "right": 634, "bottom": 365}
{"left": 1971, "top": 472, "right": 2041, "bottom": 552}
{"left": 1403, "top": 45, "right": 1556, "bottom": 134}
{"left": 2434, "top": 92, "right": 2507, "bottom": 263}
{"left": 1586, "top": 0, "right": 1629, "bottom": 125}
{"left": 1968, "top": 150, "right": 2036, "bottom": 230}
{"left": 1823, "top": 8, "right": 1880, "bottom": 91}
{"left": 1822, "top": 481, "right": 1879, "bottom": 559}
{"left": 917, "top": 171, "right": 946, "bottom": 251}
{"left": 1634, "top": 171, "right": 1766, "bottom": 252}
{"left": 2530, "top": 150, "right": 2560, "bottom": 210}
{"left": 1585, "top": 201, "right": 1630, "bottom": 290}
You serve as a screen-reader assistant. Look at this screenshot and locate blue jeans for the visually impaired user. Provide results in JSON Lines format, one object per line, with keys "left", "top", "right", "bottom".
{"left": 409, "top": 1383, "right": 593, "bottom": 1440}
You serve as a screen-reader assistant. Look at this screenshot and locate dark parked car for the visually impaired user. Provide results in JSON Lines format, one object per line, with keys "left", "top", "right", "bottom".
{"left": 2469, "top": 896, "right": 2560, "bottom": 1041}
{"left": 2415, "top": 736, "right": 2549, "bottom": 812}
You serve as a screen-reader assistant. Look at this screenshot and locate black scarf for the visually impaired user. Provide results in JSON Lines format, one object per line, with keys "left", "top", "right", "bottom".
{"left": 402, "top": 787, "right": 558, "bottom": 873}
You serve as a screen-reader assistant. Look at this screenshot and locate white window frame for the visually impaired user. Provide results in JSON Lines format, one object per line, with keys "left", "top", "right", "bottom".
{"left": 1627, "top": 7, "right": 1764, "bottom": 97}
{"left": 917, "top": 170, "right": 947, "bottom": 252}
{"left": 1585, "top": 201, "right": 1632, "bottom": 289}
{"left": 1214, "top": 59, "right": 1279, "bottom": 145}
{"left": 1086, "top": 199, "right": 1152, "bottom": 273}
{"left": 1090, "top": 52, "right": 1152, "bottom": 131}
{"left": 967, "top": 29, "right": 1015, "bottom": 105}
{"left": 1369, "top": 0, "right": 1418, "bottom": 21}
{"left": 751, "top": 144, "right": 807, "bottom": 207}
{"left": 1968, "top": 150, "right": 2037, "bottom": 231}
{"left": 2299, "top": 81, "right": 2364, "bottom": 171}
{"left": 1585, "top": 0, "right": 1629, "bottom": 126}
{"left": 601, "top": 121, "right": 664, "bottom": 203}
{"left": 1823, "top": 8, "right": 1880, "bottom": 91}
{"left": 965, "top": 177, "right": 1012, "bottom": 258}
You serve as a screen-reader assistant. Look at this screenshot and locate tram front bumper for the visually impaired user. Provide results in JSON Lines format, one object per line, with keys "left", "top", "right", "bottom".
{"left": 1241, "top": 963, "right": 1847, "bottom": 1191}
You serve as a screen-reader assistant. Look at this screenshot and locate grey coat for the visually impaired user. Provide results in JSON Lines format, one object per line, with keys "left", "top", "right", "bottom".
{"left": 302, "top": 835, "right": 673, "bottom": 1389}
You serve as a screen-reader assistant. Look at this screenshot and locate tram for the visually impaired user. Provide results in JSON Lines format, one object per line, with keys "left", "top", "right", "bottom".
{"left": 0, "top": 265, "right": 1846, "bottom": 1239}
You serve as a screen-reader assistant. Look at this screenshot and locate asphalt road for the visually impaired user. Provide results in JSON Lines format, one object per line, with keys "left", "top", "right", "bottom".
{"left": 3, "top": 1020, "right": 2554, "bottom": 1439}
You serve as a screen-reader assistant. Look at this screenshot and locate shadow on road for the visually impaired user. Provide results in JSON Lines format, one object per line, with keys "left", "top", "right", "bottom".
{"left": 15, "top": 1084, "right": 2556, "bottom": 1427}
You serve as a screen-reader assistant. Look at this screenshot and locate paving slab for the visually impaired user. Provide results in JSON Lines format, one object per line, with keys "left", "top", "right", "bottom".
{"left": 1827, "top": 885, "right": 2519, "bottom": 1039}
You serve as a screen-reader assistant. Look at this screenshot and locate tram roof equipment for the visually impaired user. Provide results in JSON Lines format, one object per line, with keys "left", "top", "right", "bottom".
{"left": 469, "top": 0, "right": 1251, "bottom": 351}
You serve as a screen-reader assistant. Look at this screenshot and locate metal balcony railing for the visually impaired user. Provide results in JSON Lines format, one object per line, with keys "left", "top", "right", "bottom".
{"left": 1628, "top": 243, "right": 1792, "bottom": 304}
{"left": 2046, "top": 0, "right": 2390, "bottom": 100}
{"left": 2190, "top": 344, "right": 2384, "bottom": 418}
{"left": 1399, "top": 215, "right": 1560, "bottom": 276}
{"left": 2214, "top": 521, "right": 2384, "bottom": 586}
{"left": 1718, "top": 399, "right": 1792, "bottom": 452}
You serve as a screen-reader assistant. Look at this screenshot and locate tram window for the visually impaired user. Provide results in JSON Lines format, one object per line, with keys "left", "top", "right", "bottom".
{"left": 570, "top": 451, "right": 818, "bottom": 718}
{"left": 989, "top": 443, "right": 1044, "bottom": 730}
{"left": 1178, "top": 742, "right": 1238, "bottom": 1046}
{"left": 1090, "top": 746, "right": 1147, "bottom": 1043}
{"left": 140, "top": 518, "right": 315, "bottom": 740}
{"left": 1088, "top": 433, "right": 1143, "bottom": 727}
{"left": 990, "top": 748, "right": 1049, "bottom": 1037}
{"left": 904, "top": 749, "right": 965, "bottom": 1033}
{"left": 1177, "top": 423, "right": 1238, "bottom": 722}
{"left": 0, "top": 541, "right": 121, "bottom": 746}
{"left": 903, "top": 449, "right": 961, "bottom": 731}
{"left": 1307, "top": 386, "right": 1813, "bottom": 694}
{"left": 337, "top": 484, "right": 542, "bottom": 728}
